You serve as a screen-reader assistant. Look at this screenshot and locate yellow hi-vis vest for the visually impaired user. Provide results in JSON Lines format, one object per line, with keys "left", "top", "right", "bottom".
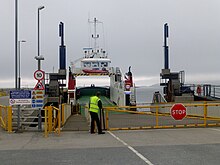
{"left": 89, "top": 96, "right": 100, "bottom": 113}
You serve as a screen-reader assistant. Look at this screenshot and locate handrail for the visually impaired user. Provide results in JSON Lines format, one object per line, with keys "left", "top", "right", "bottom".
{"left": 185, "top": 84, "right": 220, "bottom": 99}
{"left": 44, "top": 106, "right": 61, "bottom": 137}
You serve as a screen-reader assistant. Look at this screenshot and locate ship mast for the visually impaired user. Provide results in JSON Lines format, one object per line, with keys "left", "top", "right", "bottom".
{"left": 89, "top": 18, "right": 102, "bottom": 55}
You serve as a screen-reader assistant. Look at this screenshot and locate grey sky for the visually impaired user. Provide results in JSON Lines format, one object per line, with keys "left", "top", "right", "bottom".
{"left": 1, "top": 0, "right": 220, "bottom": 87}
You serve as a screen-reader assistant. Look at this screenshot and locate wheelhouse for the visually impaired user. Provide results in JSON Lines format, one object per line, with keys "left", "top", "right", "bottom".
{"left": 81, "top": 58, "right": 111, "bottom": 73}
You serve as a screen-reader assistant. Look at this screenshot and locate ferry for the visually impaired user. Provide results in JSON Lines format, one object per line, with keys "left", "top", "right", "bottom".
{"left": 68, "top": 18, "right": 136, "bottom": 108}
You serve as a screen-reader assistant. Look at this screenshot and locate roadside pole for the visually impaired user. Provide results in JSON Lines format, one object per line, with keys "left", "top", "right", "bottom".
{"left": 35, "top": 5, "right": 45, "bottom": 131}
{"left": 33, "top": 69, "right": 45, "bottom": 131}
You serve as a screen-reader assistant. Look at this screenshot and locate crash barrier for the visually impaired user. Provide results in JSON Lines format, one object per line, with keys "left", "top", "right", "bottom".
{"left": 44, "top": 106, "right": 61, "bottom": 137}
{"left": 0, "top": 105, "right": 12, "bottom": 132}
{"left": 103, "top": 102, "right": 220, "bottom": 131}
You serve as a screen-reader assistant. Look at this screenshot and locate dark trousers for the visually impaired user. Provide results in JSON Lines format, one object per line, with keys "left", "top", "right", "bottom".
{"left": 89, "top": 111, "right": 102, "bottom": 133}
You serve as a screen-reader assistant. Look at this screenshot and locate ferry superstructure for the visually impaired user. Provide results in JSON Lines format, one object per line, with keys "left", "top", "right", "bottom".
{"left": 68, "top": 18, "right": 136, "bottom": 107}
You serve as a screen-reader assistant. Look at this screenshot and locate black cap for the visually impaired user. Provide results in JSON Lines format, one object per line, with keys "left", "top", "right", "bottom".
{"left": 96, "top": 91, "right": 101, "bottom": 97}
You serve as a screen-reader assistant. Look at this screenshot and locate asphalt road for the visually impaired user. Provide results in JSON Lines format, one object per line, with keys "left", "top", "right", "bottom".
{"left": 1, "top": 128, "right": 220, "bottom": 165}
{"left": 1, "top": 96, "right": 220, "bottom": 164}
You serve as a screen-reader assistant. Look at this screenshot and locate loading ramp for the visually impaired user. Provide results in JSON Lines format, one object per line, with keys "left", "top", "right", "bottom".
{"left": 62, "top": 96, "right": 115, "bottom": 131}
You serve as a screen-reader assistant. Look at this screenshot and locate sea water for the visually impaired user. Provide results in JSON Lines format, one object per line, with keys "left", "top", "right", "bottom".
{"left": 136, "top": 86, "right": 163, "bottom": 104}
{"left": 135, "top": 86, "right": 163, "bottom": 112}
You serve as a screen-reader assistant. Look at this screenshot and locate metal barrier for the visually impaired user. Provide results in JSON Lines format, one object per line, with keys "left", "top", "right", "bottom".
{"left": 0, "top": 105, "right": 12, "bottom": 132}
{"left": 9, "top": 104, "right": 68, "bottom": 133}
{"left": 60, "top": 103, "right": 72, "bottom": 126}
{"left": 187, "top": 84, "right": 220, "bottom": 99}
{"left": 44, "top": 106, "right": 61, "bottom": 137}
{"left": 1, "top": 104, "right": 62, "bottom": 137}
{"left": 103, "top": 102, "right": 220, "bottom": 131}
{"left": 11, "top": 107, "right": 40, "bottom": 130}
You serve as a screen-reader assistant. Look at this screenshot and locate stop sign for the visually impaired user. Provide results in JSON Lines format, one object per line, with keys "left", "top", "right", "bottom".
{"left": 170, "top": 103, "right": 187, "bottom": 120}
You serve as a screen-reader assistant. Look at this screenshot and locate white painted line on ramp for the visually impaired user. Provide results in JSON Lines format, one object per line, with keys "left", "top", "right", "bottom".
{"left": 210, "top": 128, "right": 220, "bottom": 132}
{"left": 108, "top": 131, "right": 154, "bottom": 165}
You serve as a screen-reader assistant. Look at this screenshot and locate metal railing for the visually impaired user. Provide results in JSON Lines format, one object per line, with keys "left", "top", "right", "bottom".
{"left": 12, "top": 106, "right": 39, "bottom": 130}
{"left": 44, "top": 106, "right": 61, "bottom": 137}
{"left": 103, "top": 102, "right": 220, "bottom": 131}
{"left": 187, "top": 84, "right": 220, "bottom": 99}
{"left": 0, "top": 105, "right": 12, "bottom": 132}
{"left": 0, "top": 104, "right": 62, "bottom": 137}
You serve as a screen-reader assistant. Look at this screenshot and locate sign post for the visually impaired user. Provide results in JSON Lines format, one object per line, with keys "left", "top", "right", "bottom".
{"left": 34, "top": 70, "right": 45, "bottom": 131}
{"left": 170, "top": 103, "right": 187, "bottom": 120}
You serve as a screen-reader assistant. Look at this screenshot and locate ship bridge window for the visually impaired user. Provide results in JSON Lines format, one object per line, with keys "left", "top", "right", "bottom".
{"left": 83, "top": 62, "right": 91, "bottom": 67}
{"left": 100, "top": 62, "right": 108, "bottom": 67}
{"left": 92, "top": 62, "right": 99, "bottom": 67}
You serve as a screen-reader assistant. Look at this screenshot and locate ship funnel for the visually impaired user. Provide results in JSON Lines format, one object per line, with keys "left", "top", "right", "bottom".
{"left": 164, "top": 23, "right": 169, "bottom": 69}
{"left": 59, "top": 22, "right": 66, "bottom": 70}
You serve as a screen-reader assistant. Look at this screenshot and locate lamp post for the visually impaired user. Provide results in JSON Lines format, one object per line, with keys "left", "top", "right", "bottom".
{"left": 35, "top": 6, "right": 45, "bottom": 131}
{"left": 16, "top": 40, "right": 26, "bottom": 132}
{"left": 36, "top": 6, "right": 45, "bottom": 70}
{"left": 15, "top": 0, "right": 18, "bottom": 89}
{"left": 18, "top": 40, "right": 26, "bottom": 89}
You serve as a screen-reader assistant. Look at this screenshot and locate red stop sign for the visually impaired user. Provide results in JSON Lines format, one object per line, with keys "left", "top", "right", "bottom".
{"left": 170, "top": 103, "right": 187, "bottom": 120}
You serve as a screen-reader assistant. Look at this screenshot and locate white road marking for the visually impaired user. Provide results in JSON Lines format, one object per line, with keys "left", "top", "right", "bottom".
{"left": 108, "top": 131, "right": 154, "bottom": 165}
{"left": 210, "top": 128, "right": 220, "bottom": 132}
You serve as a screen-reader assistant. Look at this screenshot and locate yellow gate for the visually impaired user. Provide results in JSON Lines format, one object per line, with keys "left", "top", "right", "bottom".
{"left": 103, "top": 102, "right": 220, "bottom": 131}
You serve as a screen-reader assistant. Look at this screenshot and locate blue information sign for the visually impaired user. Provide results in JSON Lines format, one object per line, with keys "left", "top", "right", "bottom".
{"left": 10, "top": 90, "right": 32, "bottom": 99}
{"left": 32, "top": 104, "right": 43, "bottom": 108}
{"left": 32, "top": 100, "right": 43, "bottom": 104}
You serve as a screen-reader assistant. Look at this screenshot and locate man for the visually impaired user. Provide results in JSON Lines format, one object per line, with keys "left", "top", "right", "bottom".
{"left": 89, "top": 92, "right": 105, "bottom": 134}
